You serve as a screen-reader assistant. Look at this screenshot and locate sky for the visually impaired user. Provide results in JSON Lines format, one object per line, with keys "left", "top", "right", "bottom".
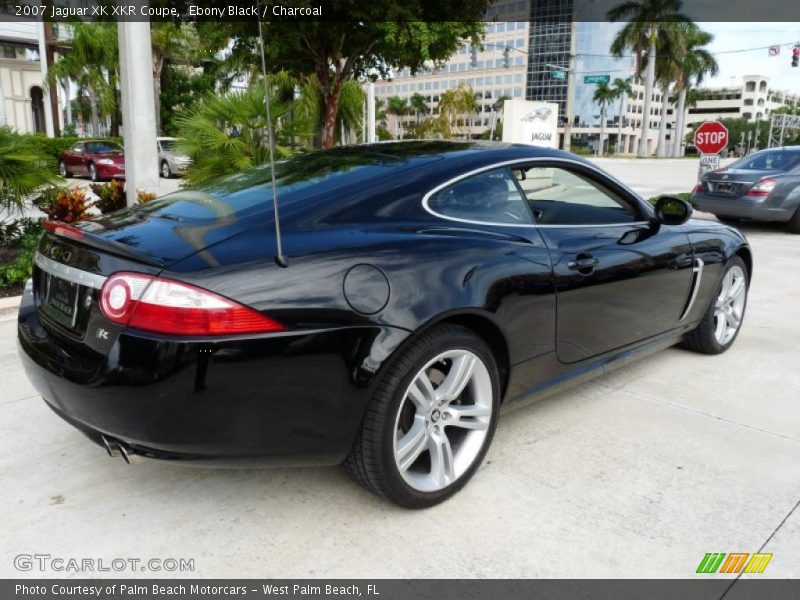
{"left": 699, "top": 22, "right": 800, "bottom": 91}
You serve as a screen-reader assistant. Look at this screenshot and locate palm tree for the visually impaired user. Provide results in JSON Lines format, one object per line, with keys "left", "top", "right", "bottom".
{"left": 610, "top": 78, "right": 634, "bottom": 153}
{"left": 654, "top": 29, "right": 686, "bottom": 157}
{"left": 151, "top": 23, "right": 201, "bottom": 134}
{"left": 387, "top": 96, "right": 408, "bottom": 139}
{"left": 0, "top": 127, "right": 62, "bottom": 213}
{"left": 671, "top": 26, "right": 717, "bottom": 156}
{"left": 48, "top": 23, "right": 118, "bottom": 136}
{"left": 410, "top": 93, "right": 429, "bottom": 125}
{"left": 438, "top": 84, "right": 479, "bottom": 139}
{"left": 489, "top": 94, "right": 511, "bottom": 141}
{"left": 593, "top": 82, "right": 616, "bottom": 156}
{"left": 608, "top": 0, "right": 691, "bottom": 157}
{"left": 174, "top": 86, "right": 295, "bottom": 186}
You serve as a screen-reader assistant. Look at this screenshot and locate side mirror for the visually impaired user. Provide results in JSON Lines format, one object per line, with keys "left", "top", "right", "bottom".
{"left": 653, "top": 195, "right": 693, "bottom": 226}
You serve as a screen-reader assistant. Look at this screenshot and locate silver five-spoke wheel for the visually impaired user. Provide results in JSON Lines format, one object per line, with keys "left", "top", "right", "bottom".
{"left": 713, "top": 265, "right": 746, "bottom": 346}
{"left": 393, "top": 349, "right": 492, "bottom": 493}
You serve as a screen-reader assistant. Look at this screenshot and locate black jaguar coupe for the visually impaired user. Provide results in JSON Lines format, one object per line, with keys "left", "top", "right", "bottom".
{"left": 19, "top": 142, "right": 751, "bottom": 508}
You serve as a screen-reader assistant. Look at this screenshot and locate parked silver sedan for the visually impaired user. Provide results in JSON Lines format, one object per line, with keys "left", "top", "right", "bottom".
{"left": 692, "top": 146, "right": 800, "bottom": 233}
{"left": 157, "top": 137, "right": 191, "bottom": 178}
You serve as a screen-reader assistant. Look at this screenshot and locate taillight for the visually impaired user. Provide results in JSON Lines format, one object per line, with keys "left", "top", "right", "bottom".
{"left": 99, "top": 272, "right": 284, "bottom": 336}
{"left": 693, "top": 183, "right": 704, "bottom": 193}
{"left": 746, "top": 177, "right": 777, "bottom": 197}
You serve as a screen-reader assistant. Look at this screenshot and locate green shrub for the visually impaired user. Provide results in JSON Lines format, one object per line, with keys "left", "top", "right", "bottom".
{"left": 0, "top": 218, "right": 42, "bottom": 247}
{"left": 0, "top": 231, "right": 39, "bottom": 287}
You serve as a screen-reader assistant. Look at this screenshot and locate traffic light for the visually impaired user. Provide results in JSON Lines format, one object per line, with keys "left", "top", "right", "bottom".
{"left": 503, "top": 46, "right": 510, "bottom": 69}
{"left": 792, "top": 45, "right": 799, "bottom": 68}
{"left": 470, "top": 46, "right": 478, "bottom": 68}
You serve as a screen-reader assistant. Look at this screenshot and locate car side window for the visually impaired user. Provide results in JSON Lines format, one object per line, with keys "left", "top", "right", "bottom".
{"left": 71, "top": 143, "right": 83, "bottom": 154}
{"left": 427, "top": 167, "right": 534, "bottom": 225}
{"left": 511, "top": 165, "right": 640, "bottom": 225}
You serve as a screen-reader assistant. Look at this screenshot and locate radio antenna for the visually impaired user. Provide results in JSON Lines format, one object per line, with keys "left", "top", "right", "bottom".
{"left": 256, "top": 1, "right": 288, "bottom": 267}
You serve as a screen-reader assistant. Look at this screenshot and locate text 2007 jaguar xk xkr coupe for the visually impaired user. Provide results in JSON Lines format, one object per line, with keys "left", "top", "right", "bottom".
{"left": 19, "top": 142, "right": 751, "bottom": 507}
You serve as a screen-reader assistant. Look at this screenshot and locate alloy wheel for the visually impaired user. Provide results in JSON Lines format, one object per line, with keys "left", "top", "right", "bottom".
{"left": 713, "top": 265, "right": 746, "bottom": 346}
{"left": 161, "top": 162, "right": 171, "bottom": 178}
{"left": 393, "top": 349, "right": 493, "bottom": 493}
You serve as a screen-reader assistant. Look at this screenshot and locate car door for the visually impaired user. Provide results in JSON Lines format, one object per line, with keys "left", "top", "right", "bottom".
{"left": 75, "top": 142, "right": 91, "bottom": 175}
{"left": 512, "top": 161, "right": 695, "bottom": 364}
{"left": 64, "top": 143, "right": 83, "bottom": 174}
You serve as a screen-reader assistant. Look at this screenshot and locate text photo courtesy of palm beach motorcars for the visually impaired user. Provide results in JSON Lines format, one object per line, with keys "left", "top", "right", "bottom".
{"left": 0, "top": 0, "right": 799, "bottom": 589}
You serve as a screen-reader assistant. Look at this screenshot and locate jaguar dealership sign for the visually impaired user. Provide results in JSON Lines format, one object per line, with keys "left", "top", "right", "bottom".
{"left": 501, "top": 99, "right": 559, "bottom": 149}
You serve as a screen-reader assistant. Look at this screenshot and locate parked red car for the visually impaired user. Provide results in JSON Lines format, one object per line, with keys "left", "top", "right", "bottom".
{"left": 59, "top": 140, "right": 125, "bottom": 182}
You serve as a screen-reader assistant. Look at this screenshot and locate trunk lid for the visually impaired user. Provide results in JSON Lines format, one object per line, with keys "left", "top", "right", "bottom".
{"left": 32, "top": 189, "right": 275, "bottom": 341}
{"left": 702, "top": 168, "right": 782, "bottom": 197}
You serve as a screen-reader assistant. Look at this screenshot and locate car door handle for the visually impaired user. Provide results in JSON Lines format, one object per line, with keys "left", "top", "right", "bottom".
{"left": 567, "top": 254, "right": 599, "bottom": 273}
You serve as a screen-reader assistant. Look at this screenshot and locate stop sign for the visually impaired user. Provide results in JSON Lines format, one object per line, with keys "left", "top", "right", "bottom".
{"left": 694, "top": 121, "right": 729, "bottom": 154}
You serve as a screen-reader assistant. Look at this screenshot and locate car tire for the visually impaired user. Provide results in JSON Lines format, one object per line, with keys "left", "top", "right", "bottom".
{"left": 787, "top": 207, "right": 800, "bottom": 234}
{"left": 344, "top": 324, "right": 500, "bottom": 508}
{"left": 682, "top": 256, "right": 749, "bottom": 355}
{"left": 161, "top": 160, "right": 171, "bottom": 179}
{"left": 88, "top": 163, "right": 99, "bottom": 182}
{"left": 59, "top": 160, "right": 70, "bottom": 178}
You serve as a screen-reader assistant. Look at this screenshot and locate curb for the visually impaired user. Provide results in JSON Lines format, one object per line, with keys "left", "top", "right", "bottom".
{"left": 0, "top": 295, "right": 22, "bottom": 311}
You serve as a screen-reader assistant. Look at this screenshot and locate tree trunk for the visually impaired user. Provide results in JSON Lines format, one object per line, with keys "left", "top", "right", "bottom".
{"left": 673, "top": 88, "right": 687, "bottom": 157}
{"left": 89, "top": 88, "right": 100, "bottom": 136}
{"left": 599, "top": 104, "right": 606, "bottom": 156}
{"left": 153, "top": 56, "right": 163, "bottom": 135}
{"left": 62, "top": 80, "right": 71, "bottom": 128}
{"left": 321, "top": 79, "right": 343, "bottom": 150}
{"left": 656, "top": 83, "right": 669, "bottom": 157}
{"left": 639, "top": 35, "right": 657, "bottom": 157}
{"left": 616, "top": 95, "right": 625, "bottom": 154}
{"left": 0, "top": 80, "right": 6, "bottom": 126}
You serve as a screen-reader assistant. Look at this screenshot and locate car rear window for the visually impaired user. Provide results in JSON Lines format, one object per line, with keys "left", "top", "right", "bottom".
{"left": 729, "top": 149, "right": 800, "bottom": 171}
{"left": 135, "top": 148, "right": 438, "bottom": 222}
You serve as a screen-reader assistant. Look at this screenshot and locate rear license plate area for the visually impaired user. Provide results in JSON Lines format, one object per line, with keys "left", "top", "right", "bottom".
{"left": 41, "top": 274, "right": 80, "bottom": 329}
{"left": 714, "top": 182, "right": 733, "bottom": 194}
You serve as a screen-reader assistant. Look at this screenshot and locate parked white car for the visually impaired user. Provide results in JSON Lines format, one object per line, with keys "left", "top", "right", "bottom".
{"left": 157, "top": 137, "right": 191, "bottom": 178}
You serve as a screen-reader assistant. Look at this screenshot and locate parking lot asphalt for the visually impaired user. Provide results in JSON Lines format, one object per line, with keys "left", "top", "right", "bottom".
{"left": 1, "top": 158, "right": 798, "bottom": 579}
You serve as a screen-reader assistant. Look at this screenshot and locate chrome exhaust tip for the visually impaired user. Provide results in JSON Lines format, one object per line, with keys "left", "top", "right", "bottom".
{"left": 101, "top": 435, "right": 142, "bottom": 464}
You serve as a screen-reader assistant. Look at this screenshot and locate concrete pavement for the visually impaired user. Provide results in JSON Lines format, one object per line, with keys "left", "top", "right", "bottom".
{"left": 0, "top": 158, "right": 798, "bottom": 579}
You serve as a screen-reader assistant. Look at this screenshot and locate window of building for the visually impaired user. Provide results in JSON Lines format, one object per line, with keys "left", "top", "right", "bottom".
{"left": 745, "top": 82, "right": 756, "bottom": 92}
{"left": 744, "top": 99, "right": 753, "bottom": 106}
{"left": 2, "top": 45, "right": 17, "bottom": 59}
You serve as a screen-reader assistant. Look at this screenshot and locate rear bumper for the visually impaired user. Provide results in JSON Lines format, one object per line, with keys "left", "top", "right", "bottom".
{"left": 692, "top": 192, "right": 794, "bottom": 222}
{"left": 17, "top": 287, "right": 409, "bottom": 466}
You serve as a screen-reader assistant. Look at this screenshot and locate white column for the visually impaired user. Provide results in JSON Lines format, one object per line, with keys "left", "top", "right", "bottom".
{"left": 367, "top": 82, "right": 376, "bottom": 143}
{"left": 118, "top": 20, "right": 159, "bottom": 207}
{"left": 0, "top": 79, "right": 6, "bottom": 127}
{"left": 37, "top": 21, "right": 54, "bottom": 137}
